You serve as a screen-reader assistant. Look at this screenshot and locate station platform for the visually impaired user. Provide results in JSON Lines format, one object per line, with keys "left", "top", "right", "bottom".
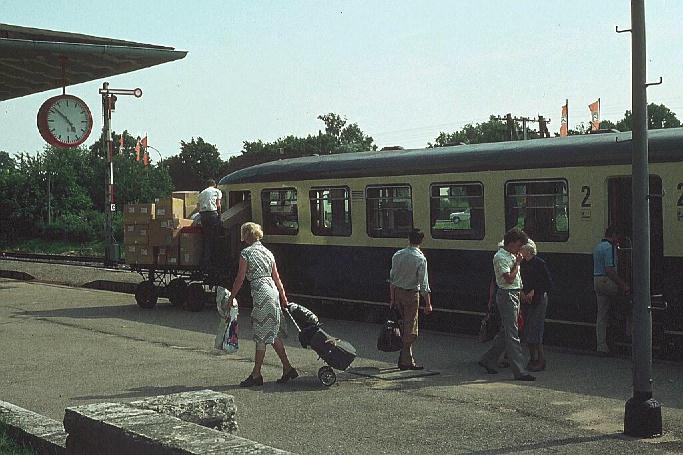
{"left": 1, "top": 274, "right": 682, "bottom": 454}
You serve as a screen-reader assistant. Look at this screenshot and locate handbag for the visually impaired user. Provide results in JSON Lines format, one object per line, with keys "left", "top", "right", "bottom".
{"left": 377, "top": 307, "right": 403, "bottom": 352}
{"left": 478, "top": 305, "right": 500, "bottom": 343}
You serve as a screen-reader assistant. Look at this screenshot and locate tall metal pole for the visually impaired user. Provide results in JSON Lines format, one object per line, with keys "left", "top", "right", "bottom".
{"left": 102, "top": 82, "right": 116, "bottom": 267}
{"left": 624, "top": 0, "right": 662, "bottom": 437}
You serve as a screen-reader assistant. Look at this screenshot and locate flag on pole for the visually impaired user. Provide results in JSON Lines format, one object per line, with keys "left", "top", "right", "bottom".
{"left": 134, "top": 140, "right": 141, "bottom": 162}
{"left": 560, "top": 100, "right": 569, "bottom": 137}
{"left": 589, "top": 98, "right": 600, "bottom": 131}
{"left": 118, "top": 134, "right": 124, "bottom": 153}
{"left": 141, "top": 135, "right": 149, "bottom": 166}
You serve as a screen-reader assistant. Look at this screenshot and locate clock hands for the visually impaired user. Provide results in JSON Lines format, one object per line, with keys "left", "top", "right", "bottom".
{"left": 53, "top": 108, "right": 77, "bottom": 133}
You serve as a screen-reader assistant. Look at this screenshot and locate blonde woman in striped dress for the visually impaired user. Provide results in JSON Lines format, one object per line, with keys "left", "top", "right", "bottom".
{"left": 230, "top": 222, "right": 298, "bottom": 387}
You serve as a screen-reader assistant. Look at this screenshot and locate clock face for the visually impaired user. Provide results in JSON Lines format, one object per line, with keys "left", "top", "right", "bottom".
{"left": 37, "top": 95, "right": 93, "bottom": 148}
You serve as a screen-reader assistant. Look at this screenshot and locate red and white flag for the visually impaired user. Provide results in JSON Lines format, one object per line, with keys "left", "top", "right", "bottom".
{"left": 560, "top": 100, "right": 569, "bottom": 137}
{"left": 134, "top": 140, "right": 141, "bottom": 161}
{"left": 141, "top": 135, "right": 149, "bottom": 166}
{"left": 589, "top": 98, "right": 600, "bottom": 131}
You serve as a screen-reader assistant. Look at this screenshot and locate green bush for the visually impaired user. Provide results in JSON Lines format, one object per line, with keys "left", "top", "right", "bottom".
{"left": 0, "top": 422, "right": 37, "bottom": 455}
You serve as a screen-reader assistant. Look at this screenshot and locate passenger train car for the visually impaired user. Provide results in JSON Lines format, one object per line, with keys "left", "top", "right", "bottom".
{"left": 219, "top": 128, "right": 683, "bottom": 357}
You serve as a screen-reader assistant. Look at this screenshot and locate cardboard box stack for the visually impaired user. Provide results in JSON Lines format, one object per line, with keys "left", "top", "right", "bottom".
{"left": 123, "top": 203, "right": 155, "bottom": 265}
{"left": 123, "top": 196, "right": 203, "bottom": 267}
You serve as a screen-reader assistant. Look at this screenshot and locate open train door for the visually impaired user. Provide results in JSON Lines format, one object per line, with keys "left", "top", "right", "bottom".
{"left": 607, "top": 175, "right": 666, "bottom": 353}
{"left": 607, "top": 176, "right": 664, "bottom": 288}
{"left": 221, "top": 191, "right": 252, "bottom": 278}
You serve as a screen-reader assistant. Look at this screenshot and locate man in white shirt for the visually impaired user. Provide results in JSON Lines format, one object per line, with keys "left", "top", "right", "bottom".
{"left": 479, "top": 227, "right": 536, "bottom": 381}
{"left": 198, "top": 179, "right": 222, "bottom": 271}
{"left": 389, "top": 228, "right": 433, "bottom": 370}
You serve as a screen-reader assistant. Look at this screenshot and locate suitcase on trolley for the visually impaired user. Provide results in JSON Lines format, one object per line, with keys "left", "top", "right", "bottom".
{"left": 309, "top": 328, "right": 356, "bottom": 371}
{"left": 285, "top": 303, "right": 357, "bottom": 386}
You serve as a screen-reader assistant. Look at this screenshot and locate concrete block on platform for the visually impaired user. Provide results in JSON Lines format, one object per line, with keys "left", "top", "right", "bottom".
{"left": 63, "top": 401, "right": 293, "bottom": 455}
{"left": 0, "top": 399, "right": 66, "bottom": 455}
{"left": 130, "top": 389, "right": 238, "bottom": 433}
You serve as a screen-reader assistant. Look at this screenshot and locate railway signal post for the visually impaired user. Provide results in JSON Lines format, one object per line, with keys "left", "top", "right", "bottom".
{"left": 624, "top": 0, "right": 663, "bottom": 437}
{"left": 99, "top": 83, "right": 143, "bottom": 267}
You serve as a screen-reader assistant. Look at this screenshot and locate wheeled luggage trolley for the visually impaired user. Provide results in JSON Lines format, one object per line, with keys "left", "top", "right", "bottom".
{"left": 286, "top": 303, "right": 356, "bottom": 386}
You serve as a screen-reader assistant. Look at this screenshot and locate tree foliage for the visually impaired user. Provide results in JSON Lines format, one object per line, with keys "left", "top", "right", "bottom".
{"left": 0, "top": 131, "right": 172, "bottom": 244}
{"left": 219, "top": 113, "right": 375, "bottom": 178}
{"left": 166, "top": 137, "right": 222, "bottom": 191}
{"left": 611, "top": 103, "right": 681, "bottom": 132}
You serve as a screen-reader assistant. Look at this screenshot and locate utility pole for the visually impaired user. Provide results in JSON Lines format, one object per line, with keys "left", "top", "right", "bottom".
{"left": 494, "top": 114, "right": 551, "bottom": 140}
{"left": 622, "top": 0, "right": 663, "bottom": 437}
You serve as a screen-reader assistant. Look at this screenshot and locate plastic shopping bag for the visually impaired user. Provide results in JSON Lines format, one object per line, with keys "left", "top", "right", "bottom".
{"left": 215, "top": 287, "right": 239, "bottom": 352}
{"left": 222, "top": 303, "right": 239, "bottom": 353}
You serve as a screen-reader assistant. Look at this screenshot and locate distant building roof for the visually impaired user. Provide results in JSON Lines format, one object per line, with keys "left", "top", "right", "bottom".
{"left": 0, "top": 23, "right": 187, "bottom": 101}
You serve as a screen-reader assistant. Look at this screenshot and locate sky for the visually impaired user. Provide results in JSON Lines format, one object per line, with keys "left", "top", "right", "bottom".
{"left": 2, "top": 0, "right": 683, "bottom": 162}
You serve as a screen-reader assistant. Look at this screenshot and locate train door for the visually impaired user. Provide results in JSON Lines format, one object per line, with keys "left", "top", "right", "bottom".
{"left": 607, "top": 176, "right": 667, "bottom": 354}
{"left": 606, "top": 176, "right": 664, "bottom": 290}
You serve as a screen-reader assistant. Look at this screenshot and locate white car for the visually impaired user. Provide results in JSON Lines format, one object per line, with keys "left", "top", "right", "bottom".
{"left": 449, "top": 209, "right": 471, "bottom": 224}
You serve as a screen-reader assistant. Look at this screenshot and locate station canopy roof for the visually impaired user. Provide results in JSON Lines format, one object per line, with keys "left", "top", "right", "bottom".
{"left": 0, "top": 23, "right": 187, "bottom": 101}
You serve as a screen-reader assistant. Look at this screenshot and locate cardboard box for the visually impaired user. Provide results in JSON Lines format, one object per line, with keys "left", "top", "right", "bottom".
{"left": 123, "top": 224, "right": 149, "bottom": 245}
{"left": 123, "top": 203, "right": 155, "bottom": 223}
{"left": 148, "top": 219, "right": 193, "bottom": 246}
{"left": 157, "top": 245, "right": 179, "bottom": 266}
{"left": 179, "top": 229, "right": 203, "bottom": 266}
{"left": 155, "top": 197, "right": 184, "bottom": 220}
{"left": 172, "top": 191, "right": 200, "bottom": 218}
{"left": 159, "top": 218, "right": 193, "bottom": 230}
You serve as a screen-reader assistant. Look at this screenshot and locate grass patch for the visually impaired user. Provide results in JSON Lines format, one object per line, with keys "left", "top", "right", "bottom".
{"left": 0, "top": 239, "right": 104, "bottom": 256}
{"left": 0, "top": 422, "right": 36, "bottom": 455}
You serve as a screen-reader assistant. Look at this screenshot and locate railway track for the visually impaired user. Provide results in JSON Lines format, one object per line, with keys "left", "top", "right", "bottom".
{"left": 0, "top": 251, "right": 114, "bottom": 268}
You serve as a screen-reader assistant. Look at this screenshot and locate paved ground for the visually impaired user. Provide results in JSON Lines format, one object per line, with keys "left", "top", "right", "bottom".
{"left": 1, "top": 276, "right": 683, "bottom": 453}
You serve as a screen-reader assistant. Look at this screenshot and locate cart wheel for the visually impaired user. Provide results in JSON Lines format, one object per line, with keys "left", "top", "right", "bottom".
{"left": 185, "top": 283, "right": 205, "bottom": 312}
{"left": 318, "top": 366, "right": 336, "bottom": 387}
{"left": 135, "top": 281, "right": 158, "bottom": 309}
{"left": 167, "top": 278, "right": 188, "bottom": 307}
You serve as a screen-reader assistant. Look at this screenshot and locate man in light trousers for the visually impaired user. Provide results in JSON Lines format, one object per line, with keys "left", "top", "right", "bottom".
{"left": 479, "top": 227, "right": 536, "bottom": 381}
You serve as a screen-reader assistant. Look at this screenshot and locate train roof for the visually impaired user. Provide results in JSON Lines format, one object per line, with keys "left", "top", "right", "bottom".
{"left": 219, "top": 127, "right": 683, "bottom": 185}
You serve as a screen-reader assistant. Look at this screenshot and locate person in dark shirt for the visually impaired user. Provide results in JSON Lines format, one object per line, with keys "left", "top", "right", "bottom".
{"left": 520, "top": 240, "right": 553, "bottom": 371}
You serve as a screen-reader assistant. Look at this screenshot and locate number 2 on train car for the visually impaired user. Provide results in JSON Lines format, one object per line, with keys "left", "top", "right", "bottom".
{"left": 581, "top": 185, "right": 592, "bottom": 207}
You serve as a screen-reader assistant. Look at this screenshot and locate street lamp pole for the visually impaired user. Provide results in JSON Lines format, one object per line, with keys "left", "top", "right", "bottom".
{"left": 146, "top": 145, "right": 163, "bottom": 165}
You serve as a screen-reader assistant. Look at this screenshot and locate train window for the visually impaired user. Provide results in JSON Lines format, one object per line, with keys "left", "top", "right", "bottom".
{"left": 505, "top": 179, "right": 569, "bottom": 242}
{"left": 310, "top": 187, "right": 352, "bottom": 237}
{"left": 366, "top": 185, "right": 413, "bottom": 238}
{"left": 430, "top": 183, "right": 484, "bottom": 240}
{"left": 261, "top": 188, "right": 298, "bottom": 235}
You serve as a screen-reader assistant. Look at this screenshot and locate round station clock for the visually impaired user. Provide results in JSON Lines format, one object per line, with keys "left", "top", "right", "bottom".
{"left": 37, "top": 94, "right": 93, "bottom": 148}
